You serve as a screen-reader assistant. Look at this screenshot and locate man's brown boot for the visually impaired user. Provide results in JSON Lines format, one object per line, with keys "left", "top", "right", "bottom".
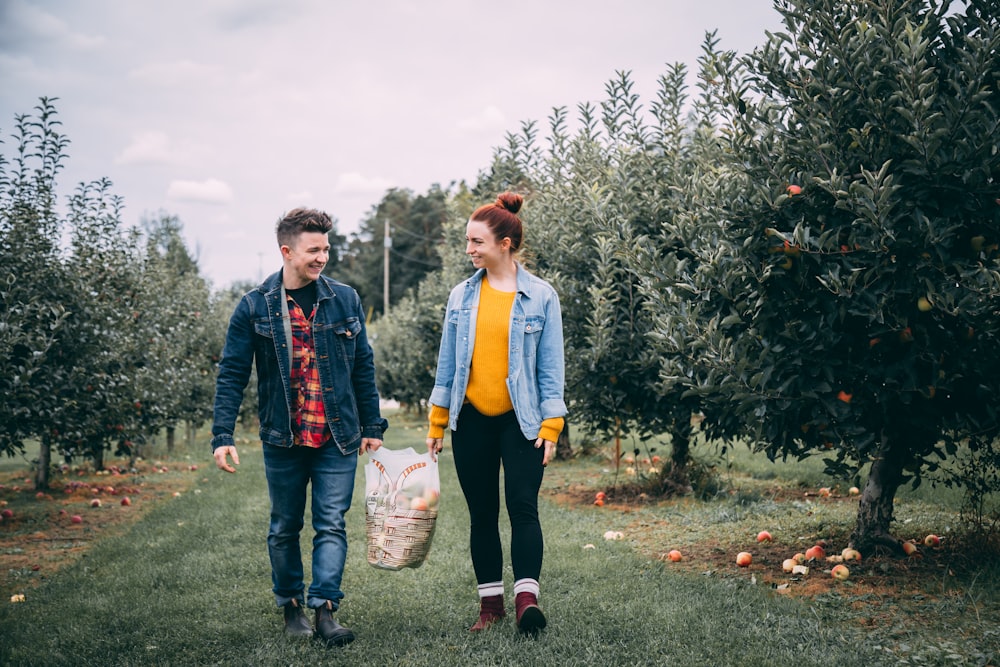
{"left": 282, "top": 599, "right": 313, "bottom": 638}
{"left": 315, "top": 601, "right": 356, "bottom": 647}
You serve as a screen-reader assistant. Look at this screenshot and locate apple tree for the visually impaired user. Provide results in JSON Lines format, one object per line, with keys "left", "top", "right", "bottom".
{"left": 694, "top": 0, "right": 1000, "bottom": 553}
{"left": 0, "top": 99, "right": 72, "bottom": 466}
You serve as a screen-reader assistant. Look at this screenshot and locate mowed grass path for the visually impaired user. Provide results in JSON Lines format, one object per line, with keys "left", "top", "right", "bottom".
{"left": 2, "top": 423, "right": 887, "bottom": 667}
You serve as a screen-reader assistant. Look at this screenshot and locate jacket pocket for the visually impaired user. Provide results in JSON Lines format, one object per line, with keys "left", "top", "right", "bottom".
{"left": 522, "top": 315, "right": 546, "bottom": 358}
{"left": 253, "top": 318, "right": 279, "bottom": 362}
{"left": 325, "top": 317, "right": 362, "bottom": 359}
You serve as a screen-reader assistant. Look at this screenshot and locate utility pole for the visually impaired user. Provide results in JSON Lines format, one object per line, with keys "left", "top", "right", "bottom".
{"left": 383, "top": 219, "right": 391, "bottom": 316}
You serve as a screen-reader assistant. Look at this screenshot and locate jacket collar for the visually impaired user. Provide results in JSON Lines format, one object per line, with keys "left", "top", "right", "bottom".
{"left": 259, "top": 270, "right": 336, "bottom": 301}
{"left": 468, "top": 263, "right": 533, "bottom": 297}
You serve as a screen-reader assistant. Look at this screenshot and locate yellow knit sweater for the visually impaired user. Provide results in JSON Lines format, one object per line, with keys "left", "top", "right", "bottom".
{"left": 428, "top": 278, "right": 564, "bottom": 442}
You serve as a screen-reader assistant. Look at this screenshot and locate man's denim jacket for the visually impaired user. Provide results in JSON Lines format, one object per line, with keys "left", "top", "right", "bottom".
{"left": 211, "top": 270, "right": 387, "bottom": 455}
{"left": 429, "top": 264, "right": 566, "bottom": 440}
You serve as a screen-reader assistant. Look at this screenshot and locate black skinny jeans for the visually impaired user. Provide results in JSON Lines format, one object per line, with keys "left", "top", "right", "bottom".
{"left": 452, "top": 403, "right": 545, "bottom": 586}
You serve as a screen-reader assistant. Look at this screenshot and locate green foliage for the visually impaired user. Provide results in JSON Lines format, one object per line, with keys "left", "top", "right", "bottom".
{"left": 657, "top": 0, "right": 1000, "bottom": 546}
{"left": 0, "top": 99, "right": 222, "bottom": 477}
{"left": 330, "top": 185, "right": 450, "bottom": 317}
{"left": 372, "top": 187, "right": 479, "bottom": 409}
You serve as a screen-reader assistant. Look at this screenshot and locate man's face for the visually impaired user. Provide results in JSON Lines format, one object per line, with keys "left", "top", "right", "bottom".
{"left": 281, "top": 231, "right": 330, "bottom": 288}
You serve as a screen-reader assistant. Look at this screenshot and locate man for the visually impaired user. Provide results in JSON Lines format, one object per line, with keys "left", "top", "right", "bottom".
{"left": 211, "top": 207, "right": 387, "bottom": 647}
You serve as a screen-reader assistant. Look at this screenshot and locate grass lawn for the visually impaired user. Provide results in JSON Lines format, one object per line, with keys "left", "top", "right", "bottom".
{"left": 0, "top": 411, "right": 997, "bottom": 666}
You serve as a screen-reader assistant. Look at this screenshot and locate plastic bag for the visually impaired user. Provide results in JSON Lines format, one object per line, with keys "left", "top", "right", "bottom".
{"left": 364, "top": 446, "right": 440, "bottom": 570}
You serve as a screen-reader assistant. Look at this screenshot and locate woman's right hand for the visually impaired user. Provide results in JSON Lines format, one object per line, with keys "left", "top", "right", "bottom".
{"left": 426, "top": 437, "right": 443, "bottom": 462}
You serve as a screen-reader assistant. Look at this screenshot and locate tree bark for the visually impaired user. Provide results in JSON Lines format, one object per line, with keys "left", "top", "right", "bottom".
{"left": 661, "top": 421, "right": 693, "bottom": 495}
{"left": 166, "top": 425, "right": 175, "bottom": 453}
{"left": 850, "top": 433, "right": 909, "bottom": 556}
{"left": 35, "top": 434, "right": 51, "bottom": 490}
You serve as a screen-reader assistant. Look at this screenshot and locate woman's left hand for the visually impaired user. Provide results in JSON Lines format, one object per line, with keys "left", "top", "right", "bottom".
{"left": 534, "top": 438, "right": 556, "bottom": 466}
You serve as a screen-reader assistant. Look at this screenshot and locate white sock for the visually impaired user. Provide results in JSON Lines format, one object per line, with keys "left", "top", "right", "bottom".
{"left": 513, "top": 578, "right": 539, "bottom": 598}
{"left": 478, "top": 581, "right": 504, "bottom": 598}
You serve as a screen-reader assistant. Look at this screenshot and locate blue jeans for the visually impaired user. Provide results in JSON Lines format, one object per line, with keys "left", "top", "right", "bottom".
{"left": 263, "top": 442, "right": 357, "bottom": 610}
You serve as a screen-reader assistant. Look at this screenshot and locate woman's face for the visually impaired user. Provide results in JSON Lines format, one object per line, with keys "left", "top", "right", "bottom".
{"left": 465, "top": 219, "right": 511, "bottom": 270}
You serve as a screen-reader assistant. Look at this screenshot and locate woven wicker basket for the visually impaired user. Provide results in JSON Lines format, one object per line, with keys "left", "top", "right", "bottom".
{"left": 366, "top": 504, "right": 438, "bottom": 570}
{"left": 365, "top": 456, "right": 439, "bottom": 570}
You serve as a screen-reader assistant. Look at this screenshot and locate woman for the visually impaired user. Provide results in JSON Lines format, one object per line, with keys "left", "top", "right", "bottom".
{"left": 426, "top": 192, "right": 566, "bottom": 635}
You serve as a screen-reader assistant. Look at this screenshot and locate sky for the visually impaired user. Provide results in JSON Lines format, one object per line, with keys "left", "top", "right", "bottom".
{"left": 1, "top": 0, "right": 783, "bottom": 289}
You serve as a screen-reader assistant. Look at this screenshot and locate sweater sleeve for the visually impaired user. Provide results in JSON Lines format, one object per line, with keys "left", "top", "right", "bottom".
{"left": 427, "top": 404, "right": 450, "bottom": 440}
{"left": 537, "top": 417, "right": 565, "bottom": 443}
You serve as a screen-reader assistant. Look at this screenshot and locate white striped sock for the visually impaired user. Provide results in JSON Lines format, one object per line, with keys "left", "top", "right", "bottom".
{"left": 513, "top": 578, "right": 539, "bottom": 598}
{"left": 478, "top": 581, "right": 504, "bottom": 598}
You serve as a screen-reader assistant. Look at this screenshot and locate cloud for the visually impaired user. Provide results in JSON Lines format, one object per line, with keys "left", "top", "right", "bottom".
{"left": 332, "top": 172, "right": 393, "bottom": 196}
{"left": 286, "top": 190, "right": 314, "bottom": 202}
{"left": 0, "top": 1, "right": 105, "bottom": 51}
{"left": 115, "top": 131, "right": 180, "bottom": 165}
{"left": 166, "top": 178, "right": 234, "bottom": 205}
{"left": 128, "top": 60, "right": 222, "bottom": 87}
{"left": 457, "top": 105, "right": 507, "bottom": 133}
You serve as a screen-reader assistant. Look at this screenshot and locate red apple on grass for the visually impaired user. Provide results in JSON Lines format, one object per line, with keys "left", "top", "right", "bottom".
{"left": 831, "top": 564, "right": 850, "bottom": 581}
{"left": 120, "top": 497, "right": 132, "bottom": 506}
{"left": 667, "top": 550, "right": 683, "bottom": 562}
{"left": 736, "top": 552, "right": 752, "bottom": 567}
{"left": 1, "top": 509, "right": 13, "bottom": 520}
{"left": 70, "top": 515, "right": 83, "bottom": 524}
{"left": 805, "top": 545, "right": 825, "bottom": 561}
{"left": 924, "top": 534, "right": 940, "bottom": 547}
{"left": 756, "top": 530, "right": 772, "bottom": 543}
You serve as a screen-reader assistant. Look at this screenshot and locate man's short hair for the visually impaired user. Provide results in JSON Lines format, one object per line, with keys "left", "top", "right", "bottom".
{"left": 276, "top": 208, "right": 333, "bottom": 247}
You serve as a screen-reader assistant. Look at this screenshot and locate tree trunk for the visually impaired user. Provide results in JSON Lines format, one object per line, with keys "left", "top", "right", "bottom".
{"left": 185, "top": 422, "right": 196, "bottom": 448}
{"left": 166, "top": 425, "right": 176, "bottom": 453}
{"left": 35, "top": 434, "right": 52, "bottom": 490}
{"left": 92, "top": 440, "right": 105, "bottom": 471}
{"left": 850, "top": 433, "right": 909, "bottom": 556}
{"left": 661, "top": 421, "right": 693, "bottom": 495}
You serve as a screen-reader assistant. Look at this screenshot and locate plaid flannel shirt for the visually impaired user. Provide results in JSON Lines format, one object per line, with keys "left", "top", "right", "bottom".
{"left": 288, "top": 297, "right": 330, "bottom": 448}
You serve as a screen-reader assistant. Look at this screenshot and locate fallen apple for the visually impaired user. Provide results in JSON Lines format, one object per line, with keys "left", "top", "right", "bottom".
{"left": 831, "top": 564, "right": 850, "bottom": 580}
{"left": 841, "top": 548, "right": 862, "bottom": 562}
{"left": 756, "top": 530, "right": 772, "bottom": 543}
{"left": 595, "top": 491, "right": 607, "bottom": 502}
{"left": 667, "top": 550, "right": 683, "bottom": 562}
{"left": 782, "top": 558, "right": 796, "bottom": 573}
{"left": 818, "top": 487, "right": 832, "bottom": 498}
{"left": 593, "top": 499, "right": 604, "bottom": 507}
{"left": 121, "top": 497, "right": 132, "bottom": 506}
{"left": 0, "top": 509, "right": 13, "bottom": 519}
{"left": 805, "top": 545, "right": 825, "bottom": 561}
{"left": 71, "top": 515, "right": 83, "bottom": 524}
{"left": 924, "top": 534, "right": 940, "bottom": 547}
{"left": 90, "top": 499, "right": 101, "bottom": 508}
{"left": 848, "top": 486, "right": 860, "bottom": 496}
{"left": 902, "top": 541, "right": 919, "bottom": 556}
{"left": 736, "top": 552, "right": 752, "bottom": 567}
{"left": 792, "top": 552, "right": 806, "bottom": 565}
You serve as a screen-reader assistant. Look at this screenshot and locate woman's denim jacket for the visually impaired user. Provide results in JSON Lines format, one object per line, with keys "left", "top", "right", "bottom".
{"left": 211, "top": 270, "right": 387, "bottom": 455}
{"left": 429, "top": 264, "right": 566, "bottom": 440}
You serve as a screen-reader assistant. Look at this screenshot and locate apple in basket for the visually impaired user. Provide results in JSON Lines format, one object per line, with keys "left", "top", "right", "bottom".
{"left": 410, "top": 496, "right": 429, "bottom": 511}
{"left": 424, "top": 488, "right": 440, "bottom": 508}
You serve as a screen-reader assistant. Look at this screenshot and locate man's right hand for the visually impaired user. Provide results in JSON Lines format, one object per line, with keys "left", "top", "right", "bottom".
{"left": 214, "top": 445, "right": 240, "bottom": 473}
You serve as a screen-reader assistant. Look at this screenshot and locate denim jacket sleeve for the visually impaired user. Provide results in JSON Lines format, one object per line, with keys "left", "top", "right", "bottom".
{"left": 211, "top": 294, "right": 255, "bottom": 451}
{"left": 535, "top": 285, "right": 567, "bottom": 421}
{"left": 348, "top": 290, "right": 388, "bottom": 439}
